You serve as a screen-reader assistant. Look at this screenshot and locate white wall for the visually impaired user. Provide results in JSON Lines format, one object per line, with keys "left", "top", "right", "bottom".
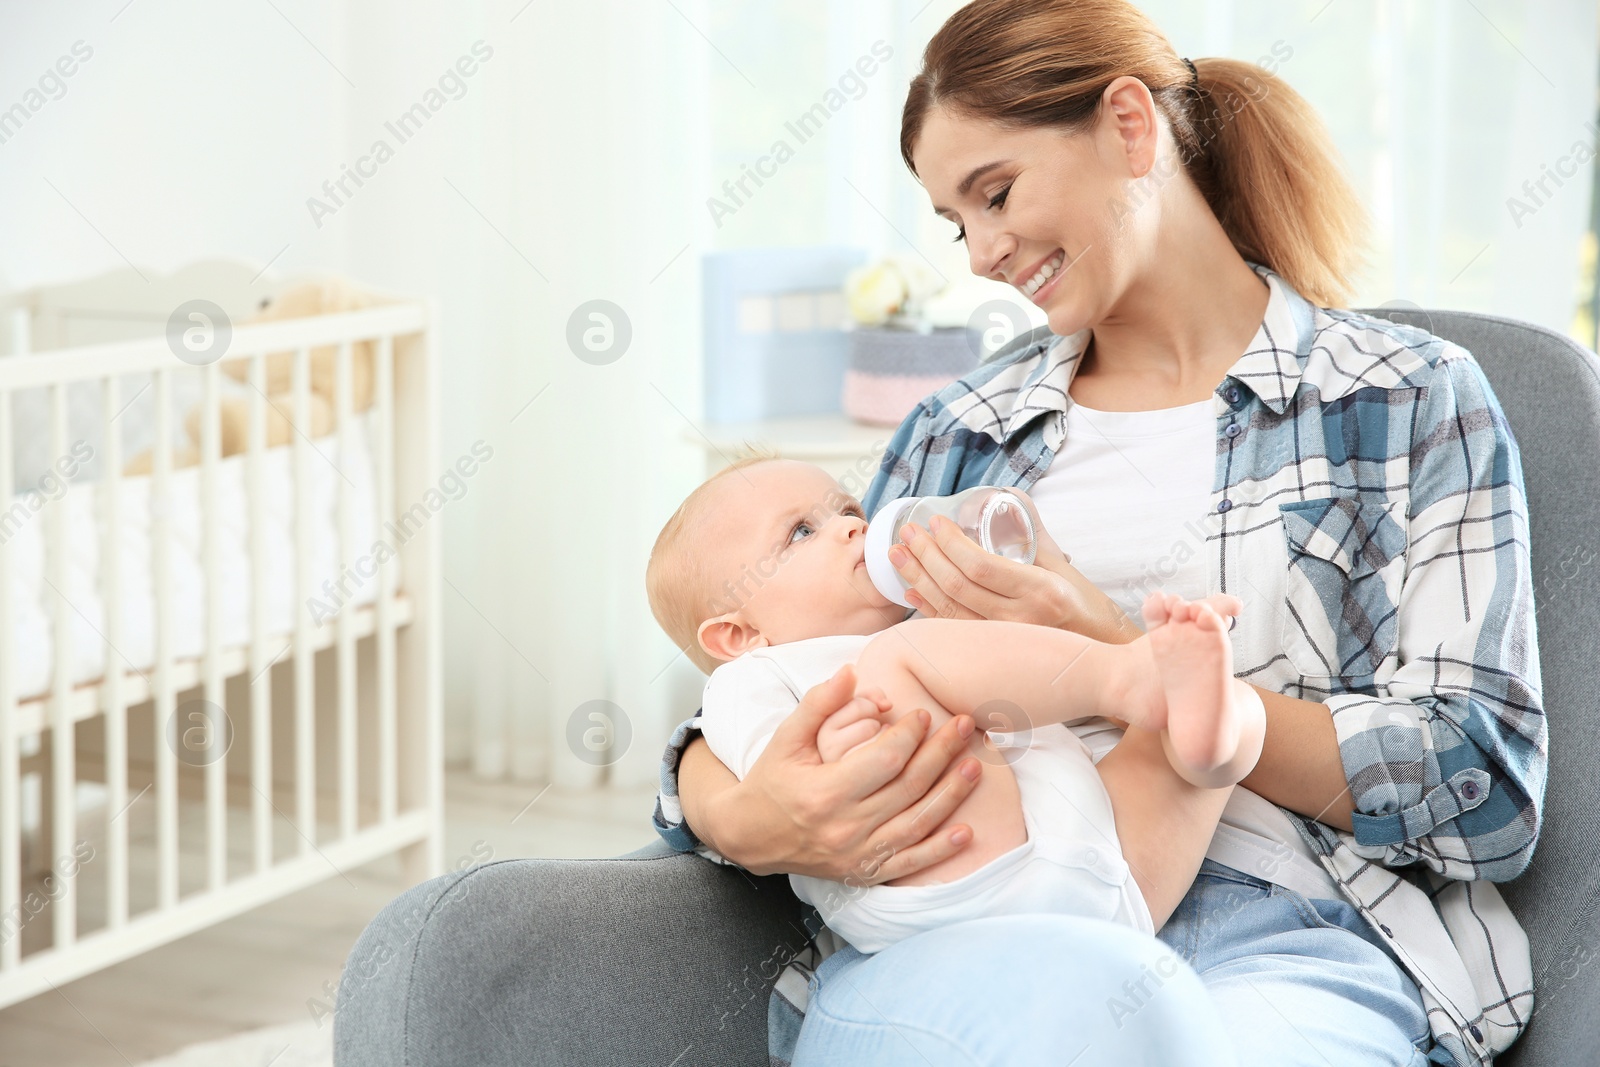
{"left": 1, "top": 0, "right": 1595, "bottom": 792}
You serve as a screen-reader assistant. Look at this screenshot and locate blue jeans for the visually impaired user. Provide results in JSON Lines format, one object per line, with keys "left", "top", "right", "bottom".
{"left": 791, "top": 859, "right": 1432, "bottom": 1066}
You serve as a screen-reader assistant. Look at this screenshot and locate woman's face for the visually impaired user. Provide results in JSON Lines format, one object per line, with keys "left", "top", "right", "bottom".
{"left": 911, "top": 80, "right": 1162, "bottom": 338}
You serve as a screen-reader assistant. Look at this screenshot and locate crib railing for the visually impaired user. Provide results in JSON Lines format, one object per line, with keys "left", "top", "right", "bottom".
{"left": 0, "top": 301, "right": 441, "bottom": 1008}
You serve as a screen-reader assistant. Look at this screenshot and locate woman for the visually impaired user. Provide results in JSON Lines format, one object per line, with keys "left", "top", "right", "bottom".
{"left": 653, "top": 2, "right": 1545, "bottom": 1064}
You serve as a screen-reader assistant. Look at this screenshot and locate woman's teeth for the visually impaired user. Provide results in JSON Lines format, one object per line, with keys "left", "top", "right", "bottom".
{"left": 1022, "top": 250, "right": 1067, "bottom": 297}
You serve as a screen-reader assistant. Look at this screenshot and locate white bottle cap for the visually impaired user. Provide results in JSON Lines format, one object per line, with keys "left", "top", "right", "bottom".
{"left": 864, "top": 497, "right": 918, "bottom": 608}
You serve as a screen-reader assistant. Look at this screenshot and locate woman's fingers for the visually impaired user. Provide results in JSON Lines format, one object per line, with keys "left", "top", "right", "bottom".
{"left": 860, "top": 821, "right": 974, "bottom": 886}
{"left": 769, "top": 664, "right": 860, "bottom": 759}
{"left": 860, "top": 712, "right": 979, "bottom": 823}
{"left": 820, "top": 718, "right": 883, "bottom": 760}
{"left": 835, "top": 704, "right": 935, "bottom": 799}
{"left": 856, "top": 744, "right": 983, "bottom": 884}
{"left": 925, "top": 514, "right": 1046, "bottom": 601}
{"left": 895, "top": 525, "right": 993, "bottom": 619}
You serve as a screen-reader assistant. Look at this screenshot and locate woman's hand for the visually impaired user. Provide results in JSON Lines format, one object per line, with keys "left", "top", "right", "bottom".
{"left": 890, "top": 490, "right": 1142, "bottom": 645}
{"left": 684, "top": 664, "right": 984, "bottom": 883}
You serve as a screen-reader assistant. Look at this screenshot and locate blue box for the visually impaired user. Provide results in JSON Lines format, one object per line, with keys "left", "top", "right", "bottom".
{"left": 702, "top": 246, "right": 867, "bottom": 422}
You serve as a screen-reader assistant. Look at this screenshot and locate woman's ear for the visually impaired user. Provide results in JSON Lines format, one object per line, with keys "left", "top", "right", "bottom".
{"left": 1100, "top": 75, "right": 1159, "bottom": 180}
{"left": 697, "top": 613, "right": 767, "bottom": 665}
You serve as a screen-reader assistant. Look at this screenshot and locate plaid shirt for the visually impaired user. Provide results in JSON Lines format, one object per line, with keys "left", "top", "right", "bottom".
{"left": 653, "top": 265, "right": 1546, "bottom": 1067}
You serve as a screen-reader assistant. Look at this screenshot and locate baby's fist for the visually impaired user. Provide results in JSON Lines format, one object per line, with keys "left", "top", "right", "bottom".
{"left": 816, "top": 694, "right": 886, "bottom": 763}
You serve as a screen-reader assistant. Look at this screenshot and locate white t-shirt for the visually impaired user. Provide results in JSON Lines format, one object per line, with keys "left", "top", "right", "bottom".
{"left": 1028, "top": 395, "right": 1341, "bottom": 901}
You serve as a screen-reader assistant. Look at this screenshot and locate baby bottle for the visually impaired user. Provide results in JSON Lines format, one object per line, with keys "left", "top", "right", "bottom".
{"left": 864, "top": 487, "right": 1038, "bottom": 608}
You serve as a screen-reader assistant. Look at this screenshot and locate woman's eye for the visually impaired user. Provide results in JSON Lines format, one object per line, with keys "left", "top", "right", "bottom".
{"left": 949, "top": 186, "right": 1010, "bottom": 243}
{"left": 788, "top": 521, "right": 816, "bottom": 544}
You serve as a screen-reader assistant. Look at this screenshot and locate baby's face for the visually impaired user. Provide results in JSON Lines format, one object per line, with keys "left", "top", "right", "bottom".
{"left": 696, "top": 460, "right": 906, "bottom": 662}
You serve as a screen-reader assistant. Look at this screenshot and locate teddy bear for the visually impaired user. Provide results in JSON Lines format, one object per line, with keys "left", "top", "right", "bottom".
{"left": 125, "top": 276, "right": 383, "bottom": 474}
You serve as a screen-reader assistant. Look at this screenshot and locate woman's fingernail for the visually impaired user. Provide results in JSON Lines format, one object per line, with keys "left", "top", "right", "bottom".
{"left": 950, "top": 827, "right": 972, "bottom": 845}
{"left": 901, "top": 523, "right": 920, "bottom": 542}
{"left": 959, "top": 759, "right": 980, "bottom": 781}
{"left": 888, "top": 546, "right": 908, "bottom": 568}
{"left": 917, "top": 709, "right": 932, "bottom": 729}
{"left": 956, "top": 715, "right": 974, "bottom": 738}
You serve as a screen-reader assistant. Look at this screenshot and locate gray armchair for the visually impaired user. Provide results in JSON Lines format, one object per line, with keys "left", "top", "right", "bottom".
{"left": 334, "top": 309, "right": 1600, "bottom": 1067}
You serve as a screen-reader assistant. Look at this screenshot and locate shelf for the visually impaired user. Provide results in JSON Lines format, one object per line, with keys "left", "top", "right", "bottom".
{"left": 684, "top": 413, "right": 898, "bottom": 459}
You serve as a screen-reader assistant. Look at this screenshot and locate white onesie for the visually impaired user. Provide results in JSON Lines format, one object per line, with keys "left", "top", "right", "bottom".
{"left": 699, "top": 632, "right": 1154, "bottom": 954}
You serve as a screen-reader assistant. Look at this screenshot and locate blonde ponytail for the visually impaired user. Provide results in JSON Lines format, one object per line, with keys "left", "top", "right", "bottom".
{"left": 1186, "top": 57, "right": 1367, "bottom": 306}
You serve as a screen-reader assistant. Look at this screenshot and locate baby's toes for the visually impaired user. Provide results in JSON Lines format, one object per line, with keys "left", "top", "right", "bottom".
{"left": 1142, "top": 591, "right": 1172, "bottom": 629}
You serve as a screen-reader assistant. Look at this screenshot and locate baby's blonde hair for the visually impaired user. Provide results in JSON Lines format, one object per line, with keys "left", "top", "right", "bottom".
{"left": 647, "top": 446, "right": 782, "bottom": 675}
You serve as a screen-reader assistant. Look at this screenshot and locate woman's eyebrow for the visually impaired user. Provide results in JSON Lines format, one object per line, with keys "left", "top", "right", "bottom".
{"left": 931, "top": 160, "right": 1011, "bottom": 215}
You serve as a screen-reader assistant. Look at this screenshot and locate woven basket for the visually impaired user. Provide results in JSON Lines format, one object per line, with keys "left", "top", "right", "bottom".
{"left": 842, "top": 326, "right": 981, "bottom": 426}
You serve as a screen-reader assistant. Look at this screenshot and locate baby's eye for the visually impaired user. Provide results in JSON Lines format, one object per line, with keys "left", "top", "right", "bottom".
{"left": 788, "top": 521, "right": 816, "bottom": 544}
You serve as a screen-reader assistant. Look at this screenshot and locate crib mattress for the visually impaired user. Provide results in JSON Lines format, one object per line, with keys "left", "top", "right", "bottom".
{"left": 4, "top": 414, "right": 400, "bottom": 703}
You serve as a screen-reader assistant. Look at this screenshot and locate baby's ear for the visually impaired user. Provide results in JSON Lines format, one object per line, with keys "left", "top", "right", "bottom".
{"left": 697, "top": 613, "right": 763, "bottom": 663}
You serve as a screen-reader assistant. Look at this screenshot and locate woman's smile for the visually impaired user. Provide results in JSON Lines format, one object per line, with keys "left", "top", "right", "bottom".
{"left": 1015, "top": 247, "right": 1065, "bottom": 298}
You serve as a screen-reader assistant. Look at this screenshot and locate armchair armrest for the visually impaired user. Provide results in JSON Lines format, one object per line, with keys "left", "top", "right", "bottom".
{"left": 333, "top": 842, "right": 810, "bottom": 1066}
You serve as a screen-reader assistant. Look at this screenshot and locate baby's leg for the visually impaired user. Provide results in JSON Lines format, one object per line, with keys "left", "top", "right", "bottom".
{"left": 1092, "top": 726, "right": 1236, "bottom": 930}
{"left": 1141, "top": 593, "right": 1266, "bottom": 789}
{"left": 850, "top": 610, "right": 1242, "bottom": 739}
{"left": 850, "top": 640, "right": 1027, "bottom": 889}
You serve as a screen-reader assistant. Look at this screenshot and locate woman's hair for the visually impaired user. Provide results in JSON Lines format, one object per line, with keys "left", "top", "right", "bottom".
{"left": 900, "top": 0, "right": 1367, "bottom": 307}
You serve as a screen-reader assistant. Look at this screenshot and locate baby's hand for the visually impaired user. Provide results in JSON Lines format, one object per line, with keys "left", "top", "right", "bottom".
{"left": 816, "top": 686, "right": 889, "bottom": 763}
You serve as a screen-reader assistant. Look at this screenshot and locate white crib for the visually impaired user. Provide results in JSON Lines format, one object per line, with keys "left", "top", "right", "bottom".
{"left": 0, "top": 263, "right": 442, "bottom": 1009}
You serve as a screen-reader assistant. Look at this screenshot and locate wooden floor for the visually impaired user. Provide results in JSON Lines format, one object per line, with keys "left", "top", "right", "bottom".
{"left": 0, "top": 769, "right": 659, "bottom": 1066}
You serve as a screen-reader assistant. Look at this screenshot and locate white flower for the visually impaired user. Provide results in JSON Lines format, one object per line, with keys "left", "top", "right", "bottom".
{"left": 887, "top": 254, "right": 946, "bottom": 310}
{"left": 923, "top": 275, "right": 1032, "bottom": 329}
{"left": 845, "top": 263, "right": 908, "bottom": 327}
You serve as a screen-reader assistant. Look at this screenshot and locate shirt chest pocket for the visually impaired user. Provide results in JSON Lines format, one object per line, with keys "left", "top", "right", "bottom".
{"left": 1277, "top": 495, "right": 1409, "bottom": 682}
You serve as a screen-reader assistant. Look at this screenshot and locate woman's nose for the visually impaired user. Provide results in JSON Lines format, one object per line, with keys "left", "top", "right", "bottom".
{"left": 967, "top": 224, "right": 1013, "bottom": 282}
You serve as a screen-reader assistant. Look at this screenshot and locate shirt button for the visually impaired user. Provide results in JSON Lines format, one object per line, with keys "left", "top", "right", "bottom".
{"left": 1217, "top": 498, "right": 1233, "bottom": 513}
{"left": 1224, "top": 385, "right": 1242, "bottom": 405}
{"left": 1469, "top": 1024, "right": 1484, "bottom": 1043}
{"left": 1461, "top": 780, "right": 1482, "bottom": 801}
{"left": 1224, "top": 422, "right": 1242, "bottom": 439}
{"left": 1380, "top": 924, "right": 1393, "bottom": 937}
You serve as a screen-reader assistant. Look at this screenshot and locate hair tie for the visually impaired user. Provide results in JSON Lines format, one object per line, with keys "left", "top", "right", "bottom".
{"left": 1182, "top": 57, "right": 1199, "bottom": 87}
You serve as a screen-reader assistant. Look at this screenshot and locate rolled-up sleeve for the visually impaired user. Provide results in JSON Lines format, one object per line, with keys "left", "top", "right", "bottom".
{"left": 651, "top": 713, "right": 734, "bottom": 864}
{"left": 1329, "top": 350, "right": 1547, "bottom": 882}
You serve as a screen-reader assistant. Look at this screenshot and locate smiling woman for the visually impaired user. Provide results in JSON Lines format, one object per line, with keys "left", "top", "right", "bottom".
{"left": 902, "top": 2, "right": 1365, "bottom": 319}
{"left": 658, "top": 1, "right": 1545, "bottom": 1065}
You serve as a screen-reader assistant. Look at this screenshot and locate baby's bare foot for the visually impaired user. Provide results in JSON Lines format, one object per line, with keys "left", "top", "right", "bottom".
{"left": 1106, "top": 594, "right": 1246, "bottom": 734}
{"left": 1147, "top": 597, "right": 1239, "bottom": 774}
{"left": 1143, "top": 592, "right": 1243, "bottom": 631}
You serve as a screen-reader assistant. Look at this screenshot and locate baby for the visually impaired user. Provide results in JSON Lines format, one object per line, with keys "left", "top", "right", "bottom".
{"left": 647, "top": 455, "right": 1266, "bottom": 953}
